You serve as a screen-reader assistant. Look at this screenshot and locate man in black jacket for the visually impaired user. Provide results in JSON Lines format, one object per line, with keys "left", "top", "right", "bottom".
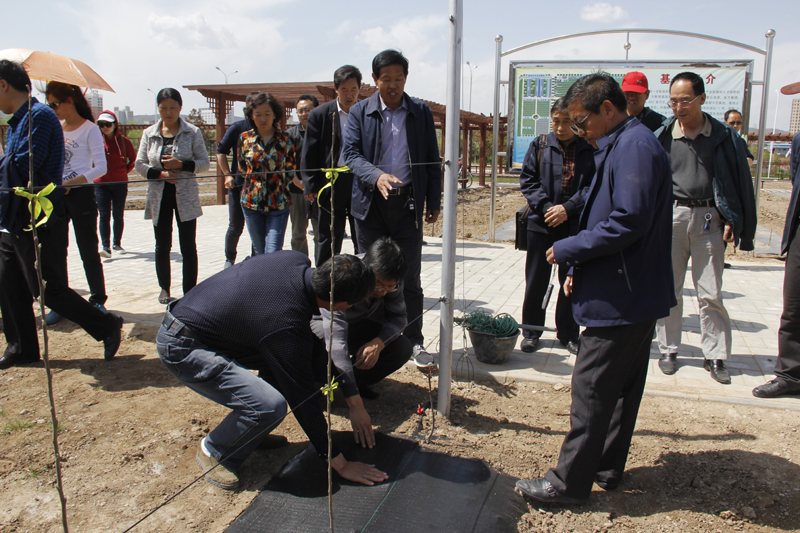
{"left": 301, "top": 65, "right": 362, "bottom": 266}
{"left": 287, "top": 94, "right": 319, "bottom": 257}
{"left": 621, "top": 71, "right": 665, "bottom": 133}
{"left": 519, "top": 98, "right": 594, "bottom": 355}
{"left": 753, "top": 131, "right": 800, "bottom": 398}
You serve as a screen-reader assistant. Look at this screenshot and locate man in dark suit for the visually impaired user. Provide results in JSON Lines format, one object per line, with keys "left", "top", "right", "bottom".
{"left": 341, "top": 50, "right": 442, "bottom": 369}
{"left": 516, "top": 73, "right": 674, "bottom": 504}
{"left": 301, "top": 65, "right": 362, "bottom": 266}
{"left": 519, "top": 97, "right": 595, "bottom": 355}
{"left": 753, "top": 131, "right": 800, "bottom": 398}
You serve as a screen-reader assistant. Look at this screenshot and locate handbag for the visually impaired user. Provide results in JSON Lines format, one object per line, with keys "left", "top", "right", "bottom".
{"left": 515, "top": 134, "right": 548, "bottom": 251}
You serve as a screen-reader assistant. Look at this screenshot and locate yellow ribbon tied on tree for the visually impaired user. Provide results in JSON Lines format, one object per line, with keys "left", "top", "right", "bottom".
{"left": 316, "top": 166, "right": 350, "bottom": 208}
{"left": 14, "top": 182, "right": 56, "bottom": 230}
{"left": 320, "top": 378, "right": 339, "bottom": 402}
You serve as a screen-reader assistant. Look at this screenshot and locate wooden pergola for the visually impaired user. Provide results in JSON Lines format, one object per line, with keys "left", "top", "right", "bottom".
{"left": 179, "top": 81, "right": 503, "bottom": 204}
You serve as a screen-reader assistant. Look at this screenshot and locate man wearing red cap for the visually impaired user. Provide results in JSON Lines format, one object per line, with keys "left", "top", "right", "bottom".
{"left": 621, "top": 72, "right": 665, "bottom": 132}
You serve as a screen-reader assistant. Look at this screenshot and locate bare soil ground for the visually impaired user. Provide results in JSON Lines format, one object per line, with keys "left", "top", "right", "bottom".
{"left": 1, "top": 182, "right": 797, "bottom": 533}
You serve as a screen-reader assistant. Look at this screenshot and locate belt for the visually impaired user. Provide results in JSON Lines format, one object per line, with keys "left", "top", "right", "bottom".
{"left": 674, "top": 198, "right": 715, "bottom": 208}
{"left": 386, "top": 185, "right": 412, "bottom": 196}
{"left": 161, "top": 310, "right": 204, "bottom": 342}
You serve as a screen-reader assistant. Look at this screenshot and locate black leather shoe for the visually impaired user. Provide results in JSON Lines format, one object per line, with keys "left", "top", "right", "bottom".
{"left": 520, "top": 337, "right": 539, "bottom": 353}
{"left": 658, "top": 353, "right": 678, "bottom": 375}
{"left": 752, "top": 379, "right": 800, "bottom": 398}
{"left": 103, "top": 314, "right": 124, "bottom": 361}
{"left": 559, "top": 339, "right": 579, "bottom": 355}
{"left": 358, "top": 384, "right": 380, "bottom": 400}
{"left": 256, "top": 434, "right": 289, "bottom": 450}
{"left": 704, "top": 359, "right": 731, "bottom": 384}
{"left": 594, "top": 475, "right": 620, "bottom": 491}
{"left": 0, "top": 353, "right": 40, "bottom": 370}
{"left": 515, "top": 478, "right": 588, "bottom": 504}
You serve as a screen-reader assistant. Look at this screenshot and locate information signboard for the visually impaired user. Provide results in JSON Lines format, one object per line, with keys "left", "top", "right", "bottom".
{"left": 507, "top": 60, "right": 754, "bottom": 170}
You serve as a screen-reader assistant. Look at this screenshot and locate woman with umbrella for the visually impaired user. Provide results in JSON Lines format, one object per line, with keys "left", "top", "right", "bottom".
{"left": 44, "top": 81, "right": 108, "bottom": 324}
{"left": 135, "top": 88, "right": 209, "bottom": 304}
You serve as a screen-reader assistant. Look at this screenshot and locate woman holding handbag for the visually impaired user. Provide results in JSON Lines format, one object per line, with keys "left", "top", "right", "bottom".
{"left": 135, "top": 88, "right": 209, "bottom": 304}
{"left": 95, "top": 110, "right": 134, "bottom": 258}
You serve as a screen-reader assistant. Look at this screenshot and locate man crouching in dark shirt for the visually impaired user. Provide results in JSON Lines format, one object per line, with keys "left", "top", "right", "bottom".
{"left": 156, "top": 251, "right": 387, "bottom": 490}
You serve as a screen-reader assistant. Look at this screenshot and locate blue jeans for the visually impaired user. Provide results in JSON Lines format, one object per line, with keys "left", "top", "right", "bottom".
{"left": 156, "top": 326, "right": 287, "bottom": 470}
{"left": 242, "top": 207, "right": 289, "bottom": 255}
{"left": 95, "top": 182, "right": 127, "bottom": 249}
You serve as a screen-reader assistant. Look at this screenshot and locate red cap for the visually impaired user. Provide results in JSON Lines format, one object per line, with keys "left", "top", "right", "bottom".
{"left": 621, "top": 72, "right": 649, "bottom": 93}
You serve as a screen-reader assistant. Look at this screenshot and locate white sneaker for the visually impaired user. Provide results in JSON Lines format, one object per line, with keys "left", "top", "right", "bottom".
{"left": 413, "top": 345, "right": 436, "bottom": 370}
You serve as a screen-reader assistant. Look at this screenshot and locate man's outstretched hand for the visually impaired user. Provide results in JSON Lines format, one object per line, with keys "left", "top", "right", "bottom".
{"left": 331, "top": 454, "right": 388, "bottom": 485}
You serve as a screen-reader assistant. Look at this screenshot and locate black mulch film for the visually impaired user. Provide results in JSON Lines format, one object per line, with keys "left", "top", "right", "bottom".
{"left": 226, "top": 432, "right": 526, "bottom": 533}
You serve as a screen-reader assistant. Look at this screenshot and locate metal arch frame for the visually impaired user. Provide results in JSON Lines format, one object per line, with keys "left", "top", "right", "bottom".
{"left": 489, "top": 28, "right": 776, "bottom": 241}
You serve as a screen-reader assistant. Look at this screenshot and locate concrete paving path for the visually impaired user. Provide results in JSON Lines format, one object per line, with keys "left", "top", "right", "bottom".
{"left": 63, "top": 204, "right": 800, "bottom": 412}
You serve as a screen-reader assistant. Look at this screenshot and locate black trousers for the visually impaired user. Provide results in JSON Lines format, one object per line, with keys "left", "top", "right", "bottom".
{"left": 316, "top": 172, "right": 358, "bottom": 266}
{"left": 522, "top": 228, "right": 578, "bottom": 342}
{"left": 154, "top": 183, "right": 197, "bottom": 296}
{"left": 95, "top": 182, "right": 127, "bottom": 250}
{"left": 777, "top": 230, "right": 800, "bottom": 385}
{"left": 355, "top": 193, "right": 424, "bottom": 346}
{"left": 311, "top": 319, "right": 412, "bottom": 390}
{"left": 224, "top": 186, "right": 245, "bottom": 263}
{"left": 62, "top": 187, "right": 107, "bottom": 305}
{"left": 0, "top": 213, "right": 116, "bottom": 359}
{"left": 545, "top": 319, "right": 655, "bottom": 499}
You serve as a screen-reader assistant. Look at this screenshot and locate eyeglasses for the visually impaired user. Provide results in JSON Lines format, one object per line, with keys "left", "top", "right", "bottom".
{"left": 668, "top": 94, "right": 702, "bottom": 109}
{"left": 374, "top": 281, "right": 399, "bottom": 294}
{"left": 97, "top": 121, "right": 114, "bottom": 128}
{"left": 296, "top": 108, "right": 312, "bottom": 115}
{"left": 48, "top": 101, "right": 63, "bottom": 110}
{"left": 570, "top": 111, "right": 594, "bottom": 135}
{"left": 727, "top": 121, "right": 742, "bottom": 126}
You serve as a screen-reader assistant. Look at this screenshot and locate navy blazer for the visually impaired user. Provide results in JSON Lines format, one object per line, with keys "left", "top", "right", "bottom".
{"left": 553, "top": 116, "right": 676, "bottom": 327}
{"left": 341, "top": 92, "right": 442, "bottom": 222}
{"left": 300, "top": 99, "right": 343, "bottom": 196}
{"left": 519, "top": 132, "right": 595, "bottom": 235}
{"left": 781, "top": 132, "right": 800, "bottom": 255}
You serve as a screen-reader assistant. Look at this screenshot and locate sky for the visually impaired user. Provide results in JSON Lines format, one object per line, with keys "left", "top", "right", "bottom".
{"left": 2, "top": 0, "right": 798, "bottom": 130}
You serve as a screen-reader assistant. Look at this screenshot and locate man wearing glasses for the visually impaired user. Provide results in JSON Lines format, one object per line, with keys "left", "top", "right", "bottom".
{"left": 301, "top": 65, "right": 362, "bottom": 267}
{"left": 654, "top": 72, "right": 756, "bottom": 384}
{"left": 516, "top": 73, "right": 674, "bottom": 504}
{"left": 287, "top": 94, "right": 319, "bottom": 257}
{"left": 724, "top": 109, "right": 755, "bottom": 162}
{"left": 311, "top": 237, "right": 412, "bottom": 449}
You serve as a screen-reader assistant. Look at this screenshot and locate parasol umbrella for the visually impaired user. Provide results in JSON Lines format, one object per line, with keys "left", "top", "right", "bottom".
{"left": 0, "top": 48, "right": 114, "bottom": 92}
{"left": 781, "top": 81, "right": 800, "bottom": 96}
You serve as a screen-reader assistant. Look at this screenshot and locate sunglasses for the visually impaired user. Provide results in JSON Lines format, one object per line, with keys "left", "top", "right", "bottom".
{"left": 97, "top": 121, "right": 115, "bottom": 128}
{"left": 47, "top": 101, "right": 63, "bottom": 110}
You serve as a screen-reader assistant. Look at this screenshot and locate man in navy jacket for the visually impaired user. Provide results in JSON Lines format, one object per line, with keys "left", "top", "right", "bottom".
{"left": 516, "top": 74, "right": 674, "bottom": 504}
{"left": 341, "top": 50, "right": 441, "bottom": 368}
{"left": 519, "top": 97, "right": 594, "bottom": 354}
{"left": 753, "top": 131, "right": 800, "bottom": 398}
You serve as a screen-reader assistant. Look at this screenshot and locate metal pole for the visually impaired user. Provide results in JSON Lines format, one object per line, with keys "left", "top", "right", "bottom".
{"left": 438, "top": 0, "right": 462, "bottom": 418}
{"left": 767, "top": 89, "right": 779, "bottom": 179}
{"left": 624, "top": 32, "right": 631, "bottom": 60}
{"left": 489, "top": 35, "right": 503, "bottom": 242}
{"left": 753, "top": 29, "right": 776, "bottom": 212}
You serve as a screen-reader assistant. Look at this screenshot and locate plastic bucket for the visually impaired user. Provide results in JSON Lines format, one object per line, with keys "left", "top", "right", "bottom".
{"left": 468, "top": 329, "right": 520, "bottom": 365}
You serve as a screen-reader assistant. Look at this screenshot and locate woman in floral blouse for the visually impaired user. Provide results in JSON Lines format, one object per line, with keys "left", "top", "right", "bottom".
{"left": 238, "top": 92, "right": 295, "bottom": 254}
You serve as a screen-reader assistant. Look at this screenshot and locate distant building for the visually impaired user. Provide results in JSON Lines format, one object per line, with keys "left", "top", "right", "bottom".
{"left": 200, "top": 107, "right": 235, "bottom": 126}
{"left": 114, "top": 106, "right": 134, "bottom": 124}
{"left": 791, "top": 99, "right": 800, "bottom": 135}
{"left": 86, "top": 90, "right": 103, "bottom": 120}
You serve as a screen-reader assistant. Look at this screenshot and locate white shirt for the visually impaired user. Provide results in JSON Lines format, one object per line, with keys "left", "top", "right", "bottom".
{"left": 337, "top": 100, "right": 350, "bottom": 167}
{"left": 62, "top": 120, "right": 107, "bottom": 182}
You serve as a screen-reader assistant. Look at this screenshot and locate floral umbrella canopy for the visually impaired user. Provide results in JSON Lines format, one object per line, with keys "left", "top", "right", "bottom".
{"left": 0, "top": 48, "right": 114, "bottom": 92}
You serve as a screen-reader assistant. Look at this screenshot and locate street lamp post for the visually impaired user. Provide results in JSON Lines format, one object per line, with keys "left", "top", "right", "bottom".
{"left": 146, "top": 88, "right": 157, "bottom": 124}
{"left": 465, "top": 61, "right": 476, "bottom": 112}
{"left": 767, "top": 89, "right": 780, "bottom": 179}
{"left": 215, "top": 67, "right": 238, "bottom": 84}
